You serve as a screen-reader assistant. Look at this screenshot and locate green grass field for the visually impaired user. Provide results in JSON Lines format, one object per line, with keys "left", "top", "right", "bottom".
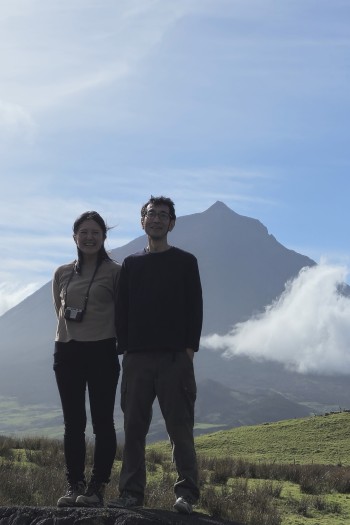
{"left": 1, "top": 411, "right": 350, "bottom": 524}
{"left": 197, "top": 412, "right": 350, "bottom": 465}
{"left": 149, "top": 411, "right": 350, "bottom": 465}
{"left": 0, "top": 396, "right": 63, "bottom": 437}
{"left": 149, "top": 412, "right": 350, "bottom": 524}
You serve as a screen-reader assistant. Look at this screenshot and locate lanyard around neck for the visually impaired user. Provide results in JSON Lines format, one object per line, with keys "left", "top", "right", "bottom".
{"left": 64, "top": 262, "right": 100, "bottom": 311}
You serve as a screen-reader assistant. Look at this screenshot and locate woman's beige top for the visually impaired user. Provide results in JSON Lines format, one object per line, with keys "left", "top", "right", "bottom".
{"left": 52, "top": 259, "right": 121, "bottom": 342}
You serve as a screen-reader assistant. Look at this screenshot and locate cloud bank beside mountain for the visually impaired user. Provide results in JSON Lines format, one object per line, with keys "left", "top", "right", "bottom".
{"left": 202, "top": 263, "right": 350, "bottom": 376}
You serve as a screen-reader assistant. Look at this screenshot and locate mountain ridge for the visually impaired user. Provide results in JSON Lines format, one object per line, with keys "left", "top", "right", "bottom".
{"left": 1, "top": 201, "right": 348, "bottom": 439}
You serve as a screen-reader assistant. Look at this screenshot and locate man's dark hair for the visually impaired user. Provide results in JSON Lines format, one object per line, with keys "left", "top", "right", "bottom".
{"left": 141, "top": 196, "right": 176, "bottom": 221}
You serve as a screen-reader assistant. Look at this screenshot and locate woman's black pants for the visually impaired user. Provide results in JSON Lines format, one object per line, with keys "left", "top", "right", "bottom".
{"left": 54, "top": 338, "right": 120, "bottom": 484}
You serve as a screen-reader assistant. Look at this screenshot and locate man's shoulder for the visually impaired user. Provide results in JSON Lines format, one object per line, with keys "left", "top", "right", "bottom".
{"left": 123, "top": 250, "right": 146, "bottom": 263}
{"left": 123, "top": 247, "right": 198, "bottom": 263}
{"left": 170, "top": 246, "right": 198, "bottom": 261}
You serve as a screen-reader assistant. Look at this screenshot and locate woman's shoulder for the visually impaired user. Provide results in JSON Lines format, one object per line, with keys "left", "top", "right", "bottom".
{"left": 54, "top": 261, "right": 75, "bottom": 277}
{"left": 102, "top": 258, "right": 122, "bottom": 273}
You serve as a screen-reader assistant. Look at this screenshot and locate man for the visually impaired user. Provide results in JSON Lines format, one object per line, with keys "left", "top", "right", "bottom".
{"left": 109, "top": 196, "right": 203, "bottom": 514}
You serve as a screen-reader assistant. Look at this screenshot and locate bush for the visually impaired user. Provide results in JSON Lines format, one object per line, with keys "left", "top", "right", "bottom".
{"left": 200, "top": 479, "right": 282, "bottom": 525}
{"left": 0, "top": 434, "right": 348, "bottom": 523}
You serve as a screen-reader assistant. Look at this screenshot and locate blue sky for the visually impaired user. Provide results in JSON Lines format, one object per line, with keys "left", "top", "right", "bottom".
{"left": 1, "top": 0, "right": 349, "bottom": 316}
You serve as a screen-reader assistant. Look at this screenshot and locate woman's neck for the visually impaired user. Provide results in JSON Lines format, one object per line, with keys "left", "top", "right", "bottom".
{"left": 82, "top": 254, "right": 99, "bottom": 267}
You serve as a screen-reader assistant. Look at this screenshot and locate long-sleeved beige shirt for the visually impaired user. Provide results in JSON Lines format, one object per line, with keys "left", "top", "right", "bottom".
{"left": 53, "top": 259, "right": 121, "bottom": 342}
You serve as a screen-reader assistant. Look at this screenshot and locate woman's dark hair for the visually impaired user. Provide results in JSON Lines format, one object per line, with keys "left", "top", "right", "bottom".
{"left": 73, "top": 211, "right": 113, "bottom": 272}
{"left": 141, "top": 195, "right": 176, "bottom": 220}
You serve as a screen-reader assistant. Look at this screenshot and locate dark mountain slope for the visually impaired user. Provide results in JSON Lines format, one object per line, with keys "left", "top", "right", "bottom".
{"left": 0, "top": 201, "right": 347, "bottom": 437}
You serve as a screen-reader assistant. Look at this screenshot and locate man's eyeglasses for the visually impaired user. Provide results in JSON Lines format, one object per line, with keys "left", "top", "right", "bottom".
{"left": 144, "top": 210, "right": 172, "bottom": 221}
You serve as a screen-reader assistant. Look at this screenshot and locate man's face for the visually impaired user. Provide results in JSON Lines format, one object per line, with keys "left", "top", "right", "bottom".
{"left": 141, "top": 204, "right": 175, "bottom": 239}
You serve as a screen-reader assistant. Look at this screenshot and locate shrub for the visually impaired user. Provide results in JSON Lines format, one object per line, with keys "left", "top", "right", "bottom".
{"left": 0, "top": 433, "right": 348, "bottom": 524}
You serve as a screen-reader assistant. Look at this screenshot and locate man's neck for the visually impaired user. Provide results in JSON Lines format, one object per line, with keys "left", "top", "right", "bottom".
{"left": 146, "top": 238, "right": 171, "bottom": 253}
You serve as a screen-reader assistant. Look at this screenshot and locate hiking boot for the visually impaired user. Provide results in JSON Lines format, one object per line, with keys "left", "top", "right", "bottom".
{"left": 108, "top": 493, "right": 143, "bottom": 508}
{"left": 173, "top": 496, "right": 193, "bottom": 514}
{"left": 76, "top": 481, "right": 106, "bottom": 507}
{"left": 57, "top": 481, "right": 86, "bottom": 507}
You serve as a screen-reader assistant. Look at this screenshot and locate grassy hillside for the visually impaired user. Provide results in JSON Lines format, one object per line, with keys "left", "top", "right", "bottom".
{"left": 151, "top": 411, "right": 350, "bottom": 465}
{"left": 148, "top": 412, "right": 350, "bottom": 524}
{"left": 2, "top": 412, "right": 350, "bottom": 524}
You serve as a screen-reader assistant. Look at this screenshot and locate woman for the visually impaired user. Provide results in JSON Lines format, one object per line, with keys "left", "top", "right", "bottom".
{"left": 53, "top": 211, "right": 121, "bottom": 507}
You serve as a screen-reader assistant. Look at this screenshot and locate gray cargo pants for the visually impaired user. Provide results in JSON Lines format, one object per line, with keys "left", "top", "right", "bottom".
{"left": 119, "top": 350, "right": 199, "bottom": 504}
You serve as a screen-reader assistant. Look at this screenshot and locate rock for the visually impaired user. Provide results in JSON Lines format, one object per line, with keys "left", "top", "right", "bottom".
{"left": 0, "top": 507, "right": 243, "bottom": 525}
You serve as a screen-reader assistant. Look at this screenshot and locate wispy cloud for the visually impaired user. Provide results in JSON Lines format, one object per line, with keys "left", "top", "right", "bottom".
{"left": 0, "top": 100, "right": 37, "bottom": 147}
{"left": 202, "top": 264, "right": 350, "bottom": 375}
{"left": 0, "top": 0, "right": 349, "bottom": 316}
{"left": 0, "top": 282, "right": 40, "bottom": 316}
{"left": 0, "top": 1, "right": 189, "bottom": 110}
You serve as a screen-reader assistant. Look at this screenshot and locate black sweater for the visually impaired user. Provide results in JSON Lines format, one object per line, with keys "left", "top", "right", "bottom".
{"left": 116, "top": 247, "right": 203, "bottom": 354}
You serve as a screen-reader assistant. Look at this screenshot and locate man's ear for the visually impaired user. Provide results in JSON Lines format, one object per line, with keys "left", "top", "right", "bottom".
{"left": 73, "top": 234, "right": 77, "bottom": 244}
{"left": 141, "top": 217, "right": 145, "bottom": 230}
{"left": 168, "top": 220, "right": 175, "bottom": 232}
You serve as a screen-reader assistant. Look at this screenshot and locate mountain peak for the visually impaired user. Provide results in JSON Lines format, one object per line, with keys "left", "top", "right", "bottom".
{"left": 206, "top": 201, "right": 234, "bottom": 212}
{"left": 0, "top": 200, "right": 323, "bottom": 439}
{"left": 203, "top": 200, "right": 240, "bottom": 219}
{"left": 209, "top": 200, "right": 230, "bottom": 209}
{"left": 202, "top": 201, "right": 261, "bottom": 228}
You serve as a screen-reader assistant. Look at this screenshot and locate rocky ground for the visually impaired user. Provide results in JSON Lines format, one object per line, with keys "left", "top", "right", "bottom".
{"left": 0, "top": 506, "right": 243, "bottom": 525}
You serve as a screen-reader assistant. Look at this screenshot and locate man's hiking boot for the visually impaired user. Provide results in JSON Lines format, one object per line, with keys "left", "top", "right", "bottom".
{"left": 76, "top": 481, "right": 106, "bottom": 507}
{"left": 57, "top": 481, "right": 86, "bottom": 507}
{"left": 173, "top": 496, "right": 193, "bottom": 514}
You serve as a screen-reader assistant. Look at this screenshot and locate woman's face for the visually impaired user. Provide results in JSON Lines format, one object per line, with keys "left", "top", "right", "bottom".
{"left": 73, "top": 219, "right": 105, "bottom": 258}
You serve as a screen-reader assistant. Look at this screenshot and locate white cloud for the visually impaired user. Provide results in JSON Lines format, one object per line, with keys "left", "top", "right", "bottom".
{"left": 0, "top": 100, "right": 36, "bottom": 146}
{"left": 0, "top": 1, "right": 191, "bottom": 113}
{"left": 0, "top": 282, "right": 40, "bottom": 317}
{"left": 202, "top": 264, "right": 350, "bottom": 376}
{"left": 0, "top": 0, "right": 349, "bottom": 322}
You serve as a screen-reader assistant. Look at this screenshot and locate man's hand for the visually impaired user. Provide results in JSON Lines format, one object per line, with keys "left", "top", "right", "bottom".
{"left": 186, "top": 348, "right": 194, "bottom": 361}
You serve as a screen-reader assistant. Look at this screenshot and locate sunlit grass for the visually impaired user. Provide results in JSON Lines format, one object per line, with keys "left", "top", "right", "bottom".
{"left": 2, "top": 412, "right": 350, "bottom": 524}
